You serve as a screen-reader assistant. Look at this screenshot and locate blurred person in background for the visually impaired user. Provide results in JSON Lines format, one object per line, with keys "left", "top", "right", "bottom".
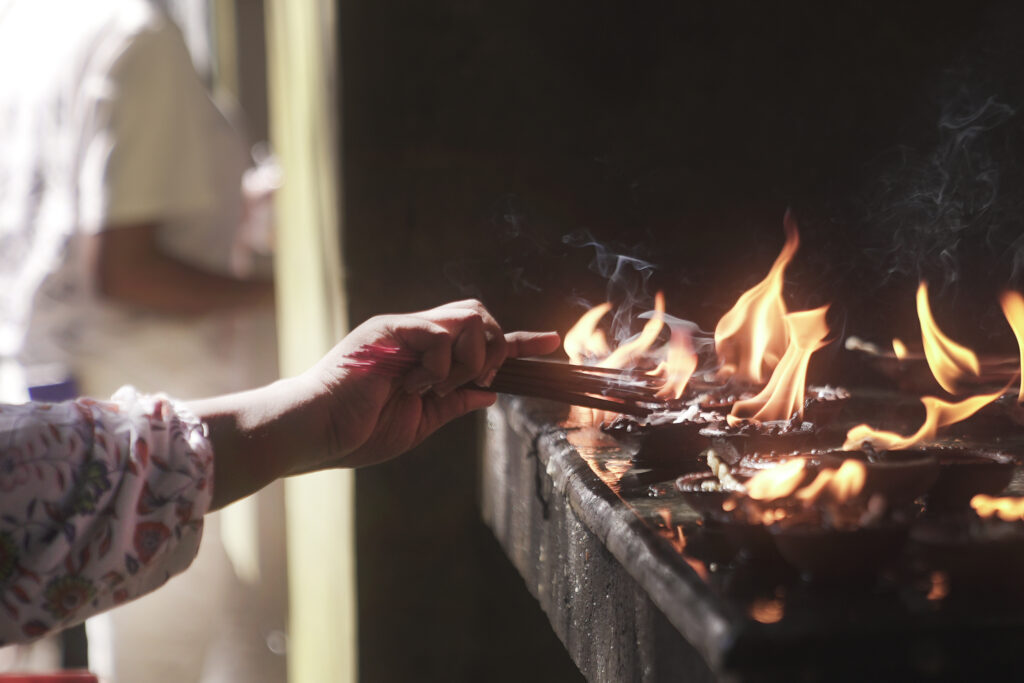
{"left": 0, "top": 0, "right": 280, "bottom": 679}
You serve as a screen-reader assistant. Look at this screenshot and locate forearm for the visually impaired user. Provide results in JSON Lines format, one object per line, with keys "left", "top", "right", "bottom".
{"left": 187, "top": 375, "right": 327, "bottom": 511}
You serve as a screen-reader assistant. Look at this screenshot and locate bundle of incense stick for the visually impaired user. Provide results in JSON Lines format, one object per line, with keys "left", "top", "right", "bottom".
{"left": 343, "top": 344, "right": 661, "bottom": 417}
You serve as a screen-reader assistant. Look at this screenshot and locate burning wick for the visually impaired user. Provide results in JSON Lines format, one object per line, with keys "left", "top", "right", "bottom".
{"left": 715, "top": 210, "right": 800, "bottom": 385}
{"left": 916, "top": 282, "right": 980, "bottom": 394}
{"left": 999, "top": 290, "right": 1024, "bottom": 403}
{"left": 971, "top": 494, "right": 1024, "bottom": 522}
{"left": 892, "top": 338, "right": 908, "bottom": 361}
{"left": 842, "top": 389, "right": 1003, "bottom": 451}
{"left": 727, "top": 305, "right": 831, "bottom": 426}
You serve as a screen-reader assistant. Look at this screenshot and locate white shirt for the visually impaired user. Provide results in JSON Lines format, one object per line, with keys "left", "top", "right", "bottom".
{"left": 0, "top": 0, "right": 252, "bottom": 396}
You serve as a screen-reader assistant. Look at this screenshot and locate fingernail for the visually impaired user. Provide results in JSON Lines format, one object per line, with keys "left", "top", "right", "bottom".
{"left": 416, "top": 384, "right": 433, "bottom": 396}
{"left": 480, "top": 369, "right": 497, "bottom": 387}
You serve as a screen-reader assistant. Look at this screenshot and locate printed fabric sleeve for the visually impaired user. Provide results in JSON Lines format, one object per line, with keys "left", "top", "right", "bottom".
{"left": 0, "top": 388, "right": 213, "bottom": 644}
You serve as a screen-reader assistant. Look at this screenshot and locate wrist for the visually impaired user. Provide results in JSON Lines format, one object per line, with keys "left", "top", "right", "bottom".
{"left": 190, "top": 375, "right": 319, "bottom": 510}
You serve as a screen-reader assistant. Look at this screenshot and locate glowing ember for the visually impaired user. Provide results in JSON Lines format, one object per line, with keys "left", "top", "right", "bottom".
{"left": 927, "top": 572, "right": 950, "bottom": 602}
{"left": 715, "top": 211, "right": 800, "bottom": 384}
{"left": 892, "top": 338, "right": 908, "bottom": 361}
{"left": 971, "top": 494, "right": 1024, "bottom": 521}
{"left": 745, "top": 459, "right": 807, "bottom": 501}
{"left": 917, "top": 282, "right": 980, "bottom": 394}
{"left": 728, "top": 305, "right": 830, "bottom": 424}
{"left": 842, "top": 388, "right": 1003, "bottom": 451}
{"left": 749, "top": 597, "right": 785, "bottom": 624}
{"left": 999, "top": 290, "right": 1024, "bottom": 403}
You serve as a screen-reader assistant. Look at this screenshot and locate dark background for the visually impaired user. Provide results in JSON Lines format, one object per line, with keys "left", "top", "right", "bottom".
{"left": 340, "top": 2, "right": 1024, "bottom": 680}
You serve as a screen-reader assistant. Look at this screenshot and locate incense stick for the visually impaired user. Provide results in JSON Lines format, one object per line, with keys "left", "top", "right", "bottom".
{"left": 343, "top": 344, "right": 662, "bottom": 416}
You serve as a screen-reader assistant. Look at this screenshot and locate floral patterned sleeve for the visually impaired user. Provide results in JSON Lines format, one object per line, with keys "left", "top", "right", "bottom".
{"left": 0, "top": 387, "right": 213, "bottom": 644}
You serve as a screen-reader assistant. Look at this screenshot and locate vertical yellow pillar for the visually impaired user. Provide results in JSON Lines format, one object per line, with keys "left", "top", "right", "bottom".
{"left": 265, "top": 1, "right": 356, "bottom": 682}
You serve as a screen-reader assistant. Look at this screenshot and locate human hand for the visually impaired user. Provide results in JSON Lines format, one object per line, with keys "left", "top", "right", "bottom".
{"left": 295, "top": 300, "right": 560, "bottom": 471}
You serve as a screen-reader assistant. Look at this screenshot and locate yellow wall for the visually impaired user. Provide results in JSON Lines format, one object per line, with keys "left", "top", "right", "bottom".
{"left": 265, "top": 0, "right": 356, "bottom": 681}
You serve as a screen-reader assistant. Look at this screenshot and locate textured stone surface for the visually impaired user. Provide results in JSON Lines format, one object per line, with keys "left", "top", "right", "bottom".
{"left": 482, "top": 399, "right": 719, "bottom": 682}
{"left": 483, "top": 397, "right": 1024, "bottom": 682}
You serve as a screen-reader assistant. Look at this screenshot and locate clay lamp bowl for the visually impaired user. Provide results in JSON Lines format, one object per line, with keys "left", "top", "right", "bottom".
{"left": 909, "top": 516, "right": 1024, "bottom": 594}
{"left": 691, "top": 384, "right": 849, "bottom": 422}
{"left": 769, "top": 520, "right": 910, "bottom": 582}
{"left": 915, "top": 447, "right": 1016, "bottom": 511}
{"left": 675, "top": 463, "right": 815, "bottom": 560}
{"left": 603, "top": 407, "right": 723, "bottom": 472}
{"left": 814, "top": 448, "right": 941, "bottom": 508}
{"left": 801, "top": 385, "right": 851, "bottom": 428}
{"left": 699, "top": 419, "right": 821, "bottom": 459}
{"left": 674, "top": 470, "right": 745, "bottom": 515}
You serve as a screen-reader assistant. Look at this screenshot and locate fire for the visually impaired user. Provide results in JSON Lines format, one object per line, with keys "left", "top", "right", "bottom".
{"left": 648, "top": 327, "right": 698, "bottom": 400}
{"left": 749, "top": 598, "right": 785, "bottom": 624}
{"left": 999, "top": 290, "right": 1024, "bottom": 402}
{"left": 791, "top": 460, "right": 866, "bottom": 504}
{"left": 601, "top": 292, "right": 666, "bottom": 368}
{"left": 739, "top": 458, "right": 865, "bottom": 524}
{"left": 728, "top": 305, "right": 830, "bottom": 424}
{"left": 564, "top": 302, "right": 612, "bottom": 363}
{"left": 917, "top": 282, "right": 980, "bottom": 394}
{"left": 715, "top": 211, "right": 800, "bottom": 384}
{"left": 827, "top": 459, "right": 867, "bottom": 502}
{"left": 971, "top": 494, "right": 1024, "bottom": 521}
{"left": 562, "top": 292, "right": 699, "bottom": 408}
{"left": 745, "top": 459, "right": 807, "bottom": 501}
{"left": 892, "top": 338, "right": 908, "bottom": 360}
{"left": 842, "top": 388, "right": 1003, "bottom": 451}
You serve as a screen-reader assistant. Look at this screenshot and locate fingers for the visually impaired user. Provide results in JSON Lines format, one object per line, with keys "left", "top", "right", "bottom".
{"left": 505, "top": 330, "right": 561, "bottom": 359}
{"left": 418, "top": 388, "right": 497, "bottom": 439}
{"left": 433, "top": 315, "right": 486, "bottom": 396}
{"left": 353, "top": 301, "right": 560, "bottom": 397}
{"left": 415, "top": 299, "right": 507, "bottom": 390}
{"left": 387, "top": 319, "right": 453, "bottom": 394}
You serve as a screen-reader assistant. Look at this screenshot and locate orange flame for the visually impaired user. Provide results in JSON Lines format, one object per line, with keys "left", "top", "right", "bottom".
{"left": 563, "top": 293, "right": 698, "bottom": 405}
{"left": 601, "top": 292, "right": 665, "bottom": 368}
{"left": 827, "top": 459, "right": 867, "bottom": 502}
{"left": 715, "top": 212, "right": 800, "bottom": 384}
{"left": 971, "top": 494, "right": 1024, "bottom": 521}
{"left": 892, "top": 338, "right": 908, "bottom": 361}
{"left": 927, "top": 572, "right": 950, "bottom": 602}
{"left": 793, "top": 460, "right": 866, "bottom": 504}
{"left": 917, "top": 282, "right": 980, "bottom": 394}
{"left": 648, "top": 327, "right": 698, "bottom": 399}
{"left": 842, "top": 388, "right": 1003, "bottom": 451}
{"left": 749, "top": 598, "right": 785, "bottom": 624}
{"left": 564, "top": 302, "right": 612, "bottom": 363}
{"left": 728, "top": 305, "right": 830, "bottom": 424}
{"left": 745, "top": 459, "right": 807, "bottom": 501}
{"left": 794, "top": 469, "right": 835, "bottom": 503}
{"left": 970, "top": 493, "right": 1024, "bottom": 520}
{"left": 1000, "top": 290, "right": 1024, "bottom": 403}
